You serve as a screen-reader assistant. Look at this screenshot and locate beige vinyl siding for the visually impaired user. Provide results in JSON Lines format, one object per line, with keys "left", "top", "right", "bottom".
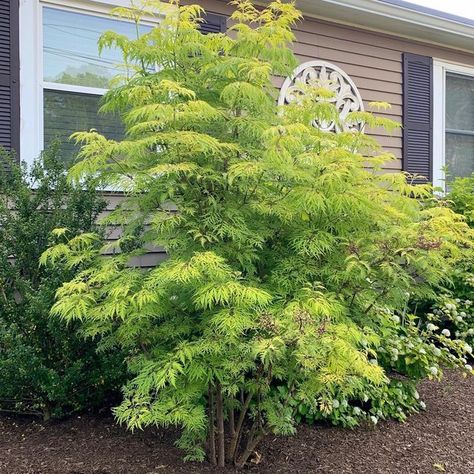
{"left": 100, "top": 193, "right": 168, "bottom": 268}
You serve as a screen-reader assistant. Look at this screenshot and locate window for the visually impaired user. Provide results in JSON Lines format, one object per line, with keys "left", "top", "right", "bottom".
{"left": 433, "top": 61, "right": 474, "bottom": 190}
{"left": 445, "top": 73, "right": 474, "bottom": 183}
{"left": 20, "top": 0, "right": 157, "bottom": 166}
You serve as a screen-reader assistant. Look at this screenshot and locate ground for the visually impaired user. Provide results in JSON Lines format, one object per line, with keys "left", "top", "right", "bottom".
{"left": 1, "top": 371, "right": 473, "bottom": 474}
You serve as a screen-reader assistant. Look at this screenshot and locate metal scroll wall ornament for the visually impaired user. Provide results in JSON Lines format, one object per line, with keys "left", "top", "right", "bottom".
{"left": 278, "top": 60, "right": 364, "bottom": 133}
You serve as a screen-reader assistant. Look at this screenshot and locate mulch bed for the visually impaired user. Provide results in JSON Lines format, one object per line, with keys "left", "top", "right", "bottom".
{"left": 1, "top": 370, "right": 473, "bottom": 474}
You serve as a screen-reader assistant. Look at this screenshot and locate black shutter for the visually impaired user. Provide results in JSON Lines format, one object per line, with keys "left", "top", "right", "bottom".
{"left": 0, "top": 0, "right": 20, "bottom": 161}
{"left": 402, "top": 53, "right": 433, "bottom": 183}
{"left": 199, "top": 13, "right": 227, "bottom": 34}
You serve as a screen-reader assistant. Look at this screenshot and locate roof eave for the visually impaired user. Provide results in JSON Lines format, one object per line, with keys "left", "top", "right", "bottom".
{"left": 292, "top": 0, "right": 474, "bottom": 53}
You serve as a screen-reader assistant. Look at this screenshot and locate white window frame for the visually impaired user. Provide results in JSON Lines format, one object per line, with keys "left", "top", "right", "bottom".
{"left": 19, "top": 0, "right": 162, "bottom": 167}
{"left": 433, "top": 59, "right": 474, "bottom": 190}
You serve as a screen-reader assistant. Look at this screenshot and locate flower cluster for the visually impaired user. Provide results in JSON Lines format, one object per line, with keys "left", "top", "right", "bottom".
{"left": 429, "top": 295, "right": 474, "bottom": 350}
{"left": 295, "top": 379, "right": 424, "bottom": 428}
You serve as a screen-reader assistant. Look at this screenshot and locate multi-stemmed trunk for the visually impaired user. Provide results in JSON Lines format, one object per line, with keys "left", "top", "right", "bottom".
{"left": 207, "top": 385, "right": 263, "bottom": 468}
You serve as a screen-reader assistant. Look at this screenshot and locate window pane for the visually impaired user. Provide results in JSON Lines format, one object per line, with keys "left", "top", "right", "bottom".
{"left": 446, "top": 133, "right": 474, "bottom": 182}
{"left": 43, "top": 7, "right": 151, "bottom": 88}
{"left": 446, "top": 73, "right": 474, "bottom": 131}
{"left": 44, "top": 89, "right": 124, "bottom": 165}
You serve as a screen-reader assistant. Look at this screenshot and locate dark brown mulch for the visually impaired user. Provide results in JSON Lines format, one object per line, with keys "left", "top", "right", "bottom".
{"left": 1, "top": 371, "right": 473, "bottom": 474}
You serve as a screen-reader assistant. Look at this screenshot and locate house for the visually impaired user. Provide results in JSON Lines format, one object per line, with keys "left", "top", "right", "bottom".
{"left": 1, "top": 0, "right": 473, "bottom": 190}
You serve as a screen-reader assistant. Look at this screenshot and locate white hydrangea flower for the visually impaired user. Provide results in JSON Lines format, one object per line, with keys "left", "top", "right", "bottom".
{"left": 460, "top": 312, "right": 467, "bottom": 317}
{"left": 464, "top": 344, "right": 473, "bottom": 354}
{"left": 432, "top": 347, "right": 442, "bottom": 357}
{"left": 465, "top": 364, "right": 473, "bottom": 372}
{"left": 441, "top": 329, "right": 451, "bottom": 337}
{"left": 332, "top": 399, "right": 340, "bottom": 409}
{"left": 467, "top": 329, "right": 474, "bottom": 336}
{"left": 419, "top": 348, "right": 426, "bottom": 355}
{"left": 429, "top": 366, "right": 438, "bottom": 376}
{"left": 369, "top": 359, "right": 378, "bottom": 365}
{"left": 392, "top": 315, "right": 401, "bottom": 324}
{"left": 370, "top": 416, "right": 378, "bottom": 425}
{"left": 353, "top": 406, "right": 362, "bottom": 416}
{"left": 426, "top": 323, "right": 438, "bottom": 332}
{"left": 456, "top": 316, "right": 463, "bottom": 323}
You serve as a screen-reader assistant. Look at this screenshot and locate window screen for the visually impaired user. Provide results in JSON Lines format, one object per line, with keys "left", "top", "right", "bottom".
{"left": 44, "top": 90, "right": 124, "bottom": 166}
{"left": 445, "top": 73, "right": 474, "bottom": 183}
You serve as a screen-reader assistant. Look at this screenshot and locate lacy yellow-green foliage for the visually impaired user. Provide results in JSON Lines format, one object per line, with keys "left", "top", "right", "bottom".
{"left": 42, "top": 0, "right": 473, "bottom": 465}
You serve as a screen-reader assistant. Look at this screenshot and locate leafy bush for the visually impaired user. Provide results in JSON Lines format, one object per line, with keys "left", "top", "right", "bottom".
{"left": 43, "top": 0, "right": 473, "bottom": 466}
{"left": 427, "top": 300, "right": 473, "bottom": 351}
{"left": 290, "top": 307, "right": 471, "bottom": 428}
{"left": 294, "top": 378, "right": 422, "bottom": 428}
{"left": 447, "top": 174, "right": 474, "bottom": 226}
{"left": 0, "top": 147, "right": 125, "bottom": 420}
{"left": 413, "top": 175, "right": 474, "bottom": 350}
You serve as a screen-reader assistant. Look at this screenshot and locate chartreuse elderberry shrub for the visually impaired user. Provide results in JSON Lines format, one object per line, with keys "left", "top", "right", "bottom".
{"left": 0, "top": 147, "right": 125, "bottom": 420}
{"left": 41, "top": 0, "right": 474, "bottom": 467}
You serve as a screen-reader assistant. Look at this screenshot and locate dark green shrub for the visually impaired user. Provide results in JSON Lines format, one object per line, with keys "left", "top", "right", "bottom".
{"left": 0, "top": 146, "right": 124, "bottom": 419}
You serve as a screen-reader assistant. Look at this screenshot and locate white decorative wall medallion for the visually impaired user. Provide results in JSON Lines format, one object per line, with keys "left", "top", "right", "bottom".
{"left": 278, "top": 60, "right": 364, "bottom": 133}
